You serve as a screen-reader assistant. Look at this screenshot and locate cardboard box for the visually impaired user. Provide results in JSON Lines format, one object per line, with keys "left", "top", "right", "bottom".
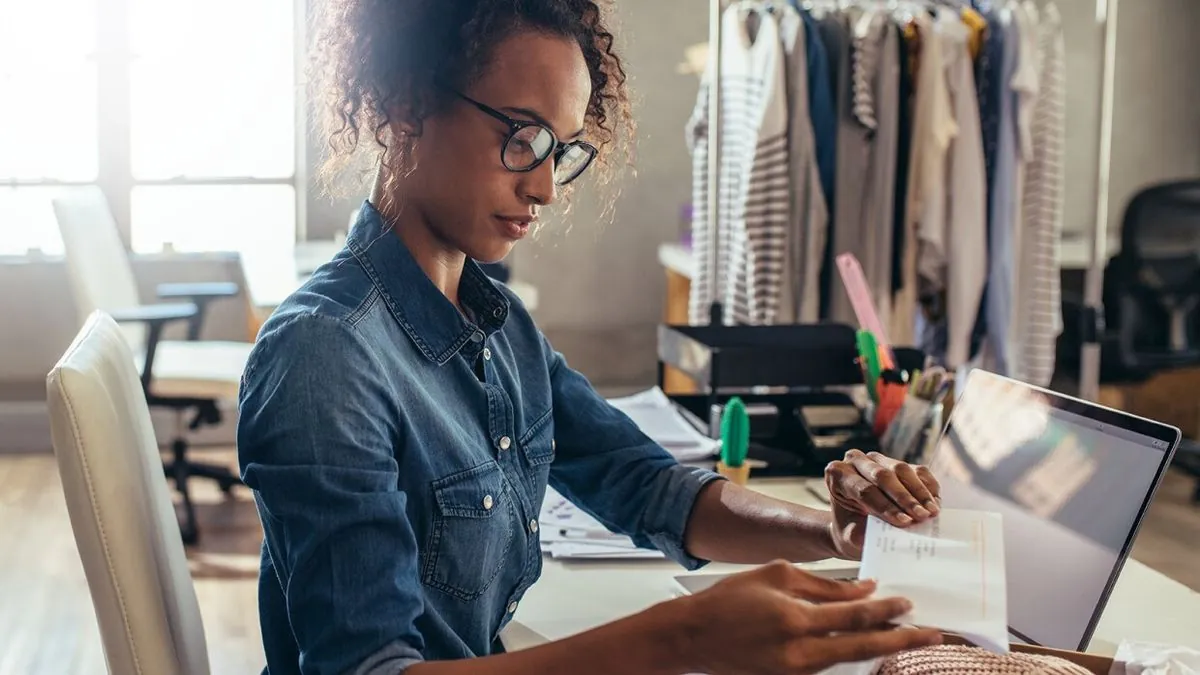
{"left": 941, "top": 634, "right": 1114, "bottom": 675}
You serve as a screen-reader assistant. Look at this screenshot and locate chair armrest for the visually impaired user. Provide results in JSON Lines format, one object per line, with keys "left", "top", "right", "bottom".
{"left": 155, "top": 282, "right": 240, "bottom": 340}
{"left": 156, "top": 281, "right": 239, "bottom": 300}
{"left": 110, "top": 302, "right": 198, "bottom": 324}
{"left": 110, "top": 303, "right": 198, "bottom": 392}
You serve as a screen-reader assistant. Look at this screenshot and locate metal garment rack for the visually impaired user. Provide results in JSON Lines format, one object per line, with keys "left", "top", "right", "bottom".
{"left": 705, "top": 0, "right": 725, "bottom": 325}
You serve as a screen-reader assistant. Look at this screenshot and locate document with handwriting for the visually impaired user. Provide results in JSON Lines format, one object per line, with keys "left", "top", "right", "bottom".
{"left": 858, "top": 509, "right": 1009, "bottom": 653}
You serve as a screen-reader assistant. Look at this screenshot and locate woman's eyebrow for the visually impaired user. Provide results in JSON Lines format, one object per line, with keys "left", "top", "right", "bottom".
{"left": 501, "top": 105, "right": 585, "bottom": 140}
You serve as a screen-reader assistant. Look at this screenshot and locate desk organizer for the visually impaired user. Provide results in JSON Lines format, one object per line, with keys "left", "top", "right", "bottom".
{"left": 656, "top": 322, "right": 931, "bottom": 477}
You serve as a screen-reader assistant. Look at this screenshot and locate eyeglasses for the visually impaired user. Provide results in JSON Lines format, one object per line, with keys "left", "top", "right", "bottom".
{"left": 452, "top": 91, "right": 598, "bottom": 186}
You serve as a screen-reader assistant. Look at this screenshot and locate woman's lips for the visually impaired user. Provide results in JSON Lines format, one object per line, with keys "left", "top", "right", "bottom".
{"left": 495, "top": 216, "right": 533, "bottom": 239}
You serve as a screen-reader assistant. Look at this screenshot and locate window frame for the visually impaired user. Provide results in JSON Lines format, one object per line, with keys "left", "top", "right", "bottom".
{"left": 0, "top": 0, "right": 308, "bottom": 255}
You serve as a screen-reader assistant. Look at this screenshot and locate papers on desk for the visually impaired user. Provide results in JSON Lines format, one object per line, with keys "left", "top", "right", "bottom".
{"left": 607, "top": 387, "right": 719, "bottom": 462}
{"left": 858, "top": 509, "right": 1009, "bottom": 654}
{"left": 538, "top": 487, "right": 665, "bottom": 560}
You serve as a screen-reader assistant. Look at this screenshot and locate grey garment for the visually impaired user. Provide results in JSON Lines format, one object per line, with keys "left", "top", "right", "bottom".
{"left": 983, "top": 16, "right": 1021, "bottom": 376}
{"left": 777, "top": 5, "right": 829, "bottom": 323}
{"left": 827, "top": 10, "right": 901, "bottom": 328}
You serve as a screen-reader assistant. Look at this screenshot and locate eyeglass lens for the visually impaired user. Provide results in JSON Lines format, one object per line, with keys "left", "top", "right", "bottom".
{"left": 502, "top": 125, "right": 593, "bottom": 185}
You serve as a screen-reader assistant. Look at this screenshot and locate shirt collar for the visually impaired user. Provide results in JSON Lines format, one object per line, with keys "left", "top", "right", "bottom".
{"left": 345, "top": 200, "right": 510, "bottom": 365}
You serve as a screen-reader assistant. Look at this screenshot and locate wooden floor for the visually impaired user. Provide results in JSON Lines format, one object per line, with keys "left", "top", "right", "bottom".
{"left": 1, "top": 449, "right": 1198, "bottom": 674}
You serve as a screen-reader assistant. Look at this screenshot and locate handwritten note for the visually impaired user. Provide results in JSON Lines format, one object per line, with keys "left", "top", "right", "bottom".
{"left": 858, "top": 509, "right": 1009, "bottom": 654}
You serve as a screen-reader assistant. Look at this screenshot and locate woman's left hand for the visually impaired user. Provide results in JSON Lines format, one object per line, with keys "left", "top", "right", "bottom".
{"left": 823, "top": 450, "right": 941, "bottom": 560}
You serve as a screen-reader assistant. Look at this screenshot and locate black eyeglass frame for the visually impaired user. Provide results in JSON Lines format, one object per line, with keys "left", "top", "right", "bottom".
{"left": 452, "top": 90, "right": 598, "bottom": 186}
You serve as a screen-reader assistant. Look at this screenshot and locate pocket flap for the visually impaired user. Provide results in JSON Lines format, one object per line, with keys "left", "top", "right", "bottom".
{"left": 433, "top": 462, "right": 509, "bottom": 518}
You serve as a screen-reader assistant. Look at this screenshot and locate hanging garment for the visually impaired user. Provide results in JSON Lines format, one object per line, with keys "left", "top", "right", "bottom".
{"left": 1013, "top": 1, "right": 1066, "bottom": 386}
{"left": 777, "top": 5, "right": 829, "bottom": 323}
{"left": 915, "top": 8, "right": 988, "bottom": 368}
{"left": 891, "top": 18, "right": 916, "bottom": 297}
{"left": 979, "top": 11, "right": 1022, "bottom": 374}
{"left": 816, "top": 12, "right": 850, "bottom": 318}
{"left": 687, "top": 4, "right": 790, "bottom": 326}
{"left": 827, "top": 9, "right": 901, "bottom": 330}
{"left": 790, "top": 0, "right": 838, "bottom": 210}
{"left": 891, "top": 12, "right": 953, "bottom": 348}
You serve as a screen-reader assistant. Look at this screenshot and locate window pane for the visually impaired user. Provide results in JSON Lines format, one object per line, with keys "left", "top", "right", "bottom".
{"left": 130, "top": 185, "right": 295, "bottom": 267}
{"left": 0, "top": 187, "right": 69, "bottom": 256}
{"left": 129, "top": 0, "right": 295, "bottom": 179}
{"left": 0, "top": 1, "right": 98, "bottom": 180}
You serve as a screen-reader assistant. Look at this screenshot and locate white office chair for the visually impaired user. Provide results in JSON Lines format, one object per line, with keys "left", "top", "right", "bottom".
{"left": 47, "top": 311, "right": 211, "bottom": 675}
{"left": 52, "top": 187, "right": 251, "bottom": 543}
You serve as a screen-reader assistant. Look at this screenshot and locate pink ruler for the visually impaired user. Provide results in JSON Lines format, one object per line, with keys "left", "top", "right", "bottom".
{"left": 836, "top": 252, "right": 895, "bottom": 367}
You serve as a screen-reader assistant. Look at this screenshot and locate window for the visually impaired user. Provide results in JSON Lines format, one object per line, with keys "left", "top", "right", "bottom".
{"left": 0, "top": 0, "right": 99, "bottom": 255}
{"left": 0, "top": 0, "right": 300, "bottom": 258}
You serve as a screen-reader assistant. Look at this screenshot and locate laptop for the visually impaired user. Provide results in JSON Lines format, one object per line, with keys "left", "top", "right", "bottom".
{"left": 674, "top": 369, "right": 1181, "bottom": 653}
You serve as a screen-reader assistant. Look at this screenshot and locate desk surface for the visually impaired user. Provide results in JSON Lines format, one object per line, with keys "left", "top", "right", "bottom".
{"left": 511, "top": 477, "right": 1200, "bottom": 657}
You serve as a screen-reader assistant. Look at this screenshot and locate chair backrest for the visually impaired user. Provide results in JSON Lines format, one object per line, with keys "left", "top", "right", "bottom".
{"left": 46, "top": 312, "right": 211, "bottom": 675}
{"left": 1104, "top": 180, "right": 1200, "bottom": 365}
{"left": 52, "top": 188, "right": 146, "bottom": 351}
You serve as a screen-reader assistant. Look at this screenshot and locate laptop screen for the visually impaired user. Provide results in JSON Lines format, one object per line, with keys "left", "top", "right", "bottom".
{"left": 926, "top": 370, "right": 1178, "bottom": 652}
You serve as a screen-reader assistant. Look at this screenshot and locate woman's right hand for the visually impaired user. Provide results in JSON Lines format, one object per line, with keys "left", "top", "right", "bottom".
{"left": 676, "top": 560, "right": 942, "bottom": 675}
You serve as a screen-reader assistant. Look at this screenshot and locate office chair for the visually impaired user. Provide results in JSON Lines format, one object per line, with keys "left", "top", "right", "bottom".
{"left": 1061, "top": 180, "right": 1200, "bottom": 502}
{"left": 47, "top": 312, "right": 211, "bottom": 675}
{"left": 52, "top": 187, "right": 252, "bottom": 543}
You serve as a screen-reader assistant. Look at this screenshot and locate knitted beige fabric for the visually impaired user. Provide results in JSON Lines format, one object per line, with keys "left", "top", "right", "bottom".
{"left": 876, "top": 645, "right": 1093, "bottom": 675}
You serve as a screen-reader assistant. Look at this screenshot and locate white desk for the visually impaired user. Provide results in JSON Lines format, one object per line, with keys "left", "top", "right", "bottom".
{"left": 511, "top": 477, "right": 1200, "bottom": 657}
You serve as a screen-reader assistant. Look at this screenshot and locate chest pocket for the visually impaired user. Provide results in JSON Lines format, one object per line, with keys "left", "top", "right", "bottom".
{"left": 422, "top": 461, "right": 518, "bottom": 601}
{"left": 519, "top": 408, "right": 555, "bottom": 467}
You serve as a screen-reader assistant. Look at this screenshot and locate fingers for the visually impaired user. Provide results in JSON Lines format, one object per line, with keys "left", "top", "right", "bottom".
{"left": 894, "top": 463, "right": 938, "bottom": 516}
{"left": 845, "top": 451, "right": 937, "bottom": 523}
{"left": 831, "top": 469, "right": 913, "bottom": 527}
{"left": 808, "top": 596, "right": 913, "bottom": 633}
{"left": 808, "top": 627, "right": 944, "bottom": 671}
{"left": 759, "top": 560, "right": 877, "bottom": 602}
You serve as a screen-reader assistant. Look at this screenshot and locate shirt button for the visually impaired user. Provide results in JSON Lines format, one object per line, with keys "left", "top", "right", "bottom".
{"left": 529, "top": 519, "right": 538, "bottom": 534}
{"left": 508, "top": 601, "right": 518, "bottom": 614}
{"left": 493, "top": 307, "right": 506, "bottom": 320}
{"left": 470, "top": 330, "right": 485, "bottom": 343}
{"left": 498, "top": 436, "right": 511, "bottom": 451}
{"left": 482, "top": 347, "right": 492, "bottom": 361}
{"left": 551, "top": 439, "right": 556, "bottom": 451}
{"left": 483, "top": 494, "right": 494, "bottom": 510}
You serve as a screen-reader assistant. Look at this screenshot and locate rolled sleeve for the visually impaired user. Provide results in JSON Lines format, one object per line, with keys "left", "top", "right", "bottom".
{"left": 238, "top": 314, "right": 426, "bottom": 675}
{"left": 542, "top": 337, "right": 725, "bottom": 570}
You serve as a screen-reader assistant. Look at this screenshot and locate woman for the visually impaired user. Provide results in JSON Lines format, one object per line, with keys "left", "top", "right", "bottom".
{"left": 237, "top": 1, "right": 944, "bottom": 673}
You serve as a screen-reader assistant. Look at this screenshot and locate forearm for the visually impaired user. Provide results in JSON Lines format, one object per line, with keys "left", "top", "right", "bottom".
{"left": 683, "top": 480, "right": 846, "bottom": 564}
{"left": 405, "top": 600, "right": 690, "bottom": 675}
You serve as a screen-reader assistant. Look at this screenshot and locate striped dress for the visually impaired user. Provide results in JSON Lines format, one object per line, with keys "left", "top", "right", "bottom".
{"left": 1013, "top": 1, "right": 1066, "bottom": 386}
{"left": 687, "top": 4, "right": 791, "bottom": 326}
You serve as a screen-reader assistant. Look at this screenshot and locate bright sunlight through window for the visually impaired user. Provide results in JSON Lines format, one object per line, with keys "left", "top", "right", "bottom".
{"left": 0, "top": 0, "right": 298, "bottom": 258}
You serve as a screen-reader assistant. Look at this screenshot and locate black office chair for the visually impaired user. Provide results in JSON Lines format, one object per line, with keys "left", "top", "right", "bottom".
{"left": 1061, "top": 181, "right": 1200, "bottom": 501}
{"left": 52, "top": 188, "right": 251, "bottom": 543}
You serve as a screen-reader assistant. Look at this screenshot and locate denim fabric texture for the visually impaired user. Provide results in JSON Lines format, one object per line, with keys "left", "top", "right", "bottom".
{"left": 237, "top": 201, "right": 721, "bottom": 674}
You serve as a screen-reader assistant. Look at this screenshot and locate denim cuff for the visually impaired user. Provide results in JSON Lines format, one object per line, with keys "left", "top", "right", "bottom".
{"left": 350, "top": 638, "right": 425, "bottom": 674}
{"left": 637, "top": 463, "right": 727, "bottom": 571}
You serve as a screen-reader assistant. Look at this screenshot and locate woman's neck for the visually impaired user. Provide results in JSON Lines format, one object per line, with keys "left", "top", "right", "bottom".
{"left": 370, "top": 169, "right": 467, "bottom": 310}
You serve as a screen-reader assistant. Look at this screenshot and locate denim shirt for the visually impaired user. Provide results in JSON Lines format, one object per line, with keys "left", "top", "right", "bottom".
{"left": 237, "top": 201, "right": 721, "bottom": 675}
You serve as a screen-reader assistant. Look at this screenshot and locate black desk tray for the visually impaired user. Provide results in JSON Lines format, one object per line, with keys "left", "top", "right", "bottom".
{"left": 669, "top": 390, "right": 879, "bottom": 478}
{"left": 657, "top": 322, "right": 927, "bottom": 392}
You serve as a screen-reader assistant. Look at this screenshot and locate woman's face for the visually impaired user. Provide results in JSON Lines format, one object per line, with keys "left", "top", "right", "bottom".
{"left": 404, "top": 29, "right": 592, "bottom": 264}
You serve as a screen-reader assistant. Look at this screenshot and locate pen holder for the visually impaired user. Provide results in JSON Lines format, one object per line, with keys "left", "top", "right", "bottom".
{"left": 716, "top": 460, "right": 751, "bottom": 486}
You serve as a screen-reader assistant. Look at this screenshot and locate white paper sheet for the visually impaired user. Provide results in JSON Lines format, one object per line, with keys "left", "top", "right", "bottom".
{"left": 538, "top": 487, "right": 665, "bottom": 560}
{"left": 858, "top": 509, "right": 1009, "bottom": 654}
{"left": 607, "top": 387, "right": 720, "bottom": 461}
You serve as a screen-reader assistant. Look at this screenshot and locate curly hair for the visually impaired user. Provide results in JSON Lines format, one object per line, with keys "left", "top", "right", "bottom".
{"left": 310, "top": 0, "right": 634, "bottom": 207}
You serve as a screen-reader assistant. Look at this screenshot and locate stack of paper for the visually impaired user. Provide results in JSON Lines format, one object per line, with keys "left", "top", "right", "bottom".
{"left": 538, "top": 487, "right": 665, "bottom": 560}
{"left": 607, "top": 387, "right": 720, "bottom": 462}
